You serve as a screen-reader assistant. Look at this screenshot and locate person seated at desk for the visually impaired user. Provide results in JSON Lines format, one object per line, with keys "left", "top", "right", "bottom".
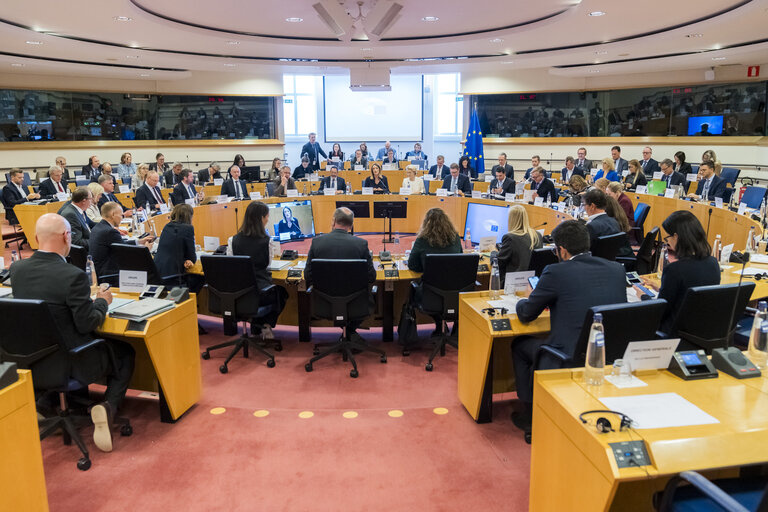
{"left": 148, "top": 152, "right": 168, "bottom": 175}
{"left": 198, "top": 162, "right": 223, "bottom": 184}
{"left": 491, "top": 153, "right": 514, "bottom": 179}
{"left": 561, "top": 156, "right": 584, "bottom": 183}
{"left": 622, "top": 159, "right": 647, "bottom": 191}
{"left": 584, "top": 189, "right": 634, "bottom": 257}
{"left": 116, "top": 152, "right": 136, "bottom": 183}
{"left": 278, "top": 206, "right": 302, "bottom": 239}
{"left": 490, "top": 168, "right": 516, "bottom": 196}
{"left": 227, "top": 201, "right": 288, "bottom": 338}
{"left": 91, "top": 202, "right": 153, "bottom": 285}
{"left": 458, "top": 155, "right": 476, "bottom": 179}
{"left": 81, "top": 155, "right": 101, "bottom": 180}
{"left": 359, "top": 142, "right": 369, "bottom": 159}
{"left": 57, "top": 186, "right": 94, "bottom": 250}
{"left": 497, "top": 205, "right": 543, "bottom": 287}
{"left": 363, "top": 163, "right": 390, "bottom": 193}
{"left": 529, "top": 167, "right": 556, "bottom": 202}
{"left": 382, "top": 149, "right": 398, "bottom": 167}
{"left": 673, "top": 151, "right": 692, "bottom": 176}
{"left": 636, "top": 211, "right": 720, "bottom": 334}
{"left": 2, "top": 168, "right": 40, "bottom": 223}
{"left": 266, "top": 158, "right": 282, "bottom": 182}
{"left": 606, "top": 182, "right": 634, "bottom": 228}
{"left": 85, "top": 182, "right": 104, "bottom": 224}
{"left": 97, "top": 174, "right": 131, "bottom": 214}
{"left": 273, "top": 165, "right": 297, "bottom": 197}
{"left": 293, "top": 157, "right": 312, "bottom": 180}
{"left": 39, "top": 165, "right": 69, "bottom": 199}
{"left": 405, "top": 142, "right": 428, "bottom": 164}
{"left": 328, "top": 143, "right": 344, "bottom": 163}
{"left": 569, "top": 174, "right": 589, "bottom": 198}
{"left": 164, "top": 162, "right": 184, "bottom": 188}
{"left": 523, "top": 155, "right": 542, "bottom": 180}
{"left": 574, "top": 147, "right": 593, "bottom": 174}
{"left": 10, "top": 213, "right": 135, "bottom": 453}
{"left": 171, "top": 169, "right": 204, "bottom": 206}
{"left": 131, "top": 163, "right": 149, "bottom": 192}
{"left": 155, "top": 204, "right": 204, "bottom": 294}
{"left": 98, "top": 163, "right": 119, "bottom": 188}
{"left": 55, "top": 156, "right": 71, "bottom": 180}
{"left": 135, "top": 171, "right": 165, "bottom": 211}
{"left": 318, "top": 165, "right": 346, "bottom": 194}
{"left": 221, "top": 165, "right": 248, "bottom": 199}
{"left": 349, "top": 149, "right": 368, "bottom": 170}
{"left": 407, "top": 207, "right": 463, "bottom": 335}
{"left": 594, "top": 177, "right": 610, "bottom": 192}
{"left": 376, "top": 141, "right": 393, "bottom": 160}
{"left": 401, "top": 165, "right": 425, "bottom": 194}
{"left": 593, "top": 157, "right": 619, "bottom": 182}
{"left": 611, "top": 145, "right": 629, "bottom": 174}
{"left": 639, "top": 146, "right": 660, "bottom": 178}
{"left": 659, "top": 158, "right": 687, "bottom": 190}
{"left": 429, "top": 155, "right": 450, "bottom": 179}
{"left": 511, "top": 220, "right": 626, "bottom": 442}
{"left": 688, "top": 160, "right": 725, "bottom": 201}
{"left": 305, "top": 207, "right": 376, "bottom": 340}
{"left": 442, "top": 163, "right": 472, "bottom": 196}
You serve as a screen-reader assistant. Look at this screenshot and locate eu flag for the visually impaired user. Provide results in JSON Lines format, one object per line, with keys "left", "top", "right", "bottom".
{"left": 464, "top": 108, "right": 485, "bottom": 176}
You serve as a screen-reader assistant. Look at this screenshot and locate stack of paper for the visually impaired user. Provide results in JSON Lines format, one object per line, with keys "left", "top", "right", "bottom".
{"left": 109, "top": 297, "right": 175, "bottom": 322}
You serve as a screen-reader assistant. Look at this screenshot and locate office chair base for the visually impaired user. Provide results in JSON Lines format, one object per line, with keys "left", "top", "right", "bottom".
{"left": 202, "top": 332, "right": 277, "bottom": 374}
{"left": 305, "top": 335, "right": 386, "bottom": 377}
{"left": 424, "top": 322, "right": 458, "bottom": 371}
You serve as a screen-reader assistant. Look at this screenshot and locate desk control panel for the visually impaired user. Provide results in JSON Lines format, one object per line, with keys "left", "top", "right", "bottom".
{"left": 490, "top": 318, "right": 512, "bottom": 332}
{"left": 384, "top": 269, "right": 399, "bottom": 278}
{"left": 609, "top": 441, "right": 650, "bottom": 468}
{"left": 477, "top": 264, "right": 489, "bottom": 273}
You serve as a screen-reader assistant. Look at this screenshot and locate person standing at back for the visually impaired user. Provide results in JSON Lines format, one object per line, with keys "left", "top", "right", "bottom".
{"left": 301, "top": 132, "right": 327, "bottom": 172}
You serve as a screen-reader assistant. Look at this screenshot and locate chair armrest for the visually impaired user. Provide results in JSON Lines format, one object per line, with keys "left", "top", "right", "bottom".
{"left": 69, "top": 338, "right": 107, "bottom": 356}
{"left": 161, "top": 273, "right": 186, "bottom": 282}
{"left": 305, "top": 286, "right": 313, "bottom": 294}
{"left": 259, "top": 284, "right": 277, "bottom": 294}
{"left": 537, "top": 344, "right": 570, "bottom": 365}
{"left": 656, "top": 330, "right": 667, "bottom": 339}
{"left": 657, "top": 471, "right": 750, "bottom": 512}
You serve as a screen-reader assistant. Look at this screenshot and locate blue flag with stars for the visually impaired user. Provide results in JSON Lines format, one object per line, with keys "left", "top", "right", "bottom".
{"left": 464, "top": 108, "right": 484, "bottom": 176}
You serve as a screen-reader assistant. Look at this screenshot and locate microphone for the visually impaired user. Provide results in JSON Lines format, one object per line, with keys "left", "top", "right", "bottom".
{"left": 727, "top": 250, "right": 750, "bottom": 346}
{"left": 533, "top": 222, "right": 548, "bottom": 229}
{"left": 706, "top": 207, "right": 713, "bottom": 238}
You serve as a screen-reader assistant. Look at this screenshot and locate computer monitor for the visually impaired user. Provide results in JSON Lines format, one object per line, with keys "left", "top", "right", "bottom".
{"left": 687, "top": 115, "right": 723, "bottom": 136}
{"left": 267, "top": 199, "right": 316, "bottom": 242}
{"left": 241, "top": 165, "right": 261, "bottom": 182}
{"left": 464, "top": 202, "right": 510, "bottom": 244}
{"left": 335, "top": 200, "right": 370, "bottom": 218}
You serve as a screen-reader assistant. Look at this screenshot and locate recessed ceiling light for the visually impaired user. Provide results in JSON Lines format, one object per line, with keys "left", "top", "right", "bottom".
{"left": 588, "top": 11, "right": 606, "bottom": 16}
{"left": 223, "top": 63, "right": 237, "bottom": 67}
{"left": 226, "top": 40, "right": 240, "bottom": 45}
{"left": 25, "top": 40, "right": 43, "bottom": 45}
{"left": 686, "top": 33, "right": 703, "bottom": 38}
{"left": 285, "top": 17, "right": 303, "bottom": 22}
{"left": 490, "top": 38, "right": 504, "bottom": 43}
{"left": 11, "top": 63, "right": 25, "bottom": 67}
{"left": 589, "top": 69, "right": 600, "bottom": 73}
{"left": 140, "top": 73, "right": 151, "bottom": 77}
{"left": 421, "top": 16, "right": 439, "bottom": 22}
{"left": 712, "top": 56, "right": 727, "bottom": 61}
{"left": 594, "top": 50, "right": 608, "bottom": 55}
{"left": 126, "top": 55, "right": 139, "bottom": 59}
{"left": 113, "top": 16, "right": 132, "bottom": 22}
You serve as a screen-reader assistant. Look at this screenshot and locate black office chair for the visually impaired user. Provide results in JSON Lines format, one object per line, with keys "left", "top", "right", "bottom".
{"left": 663, "top": 283, "right": 756, "bottom": 353}
{"left": 67, "top": 244, "right": 88, "bottom": 271}
{"left": 591, "top": 232, "right": 630, "bottom": 261}
{"left": 199, "top": 255, "right": 280, "bottom": 373}
{"left": 111, "top": 243, "right": 185, "bottom": 286}
{"left": 631, "top": 202, "right": 650, "bottom": 244}
{"left": 656, "top": 470, "right": 767, "bottom": 512}
{"left": 265, "top": 182, "right": 276, "bottom": 197}
{"left": 304, "top": 259, "right": 385, "bottom": 378}
{"left": 527, "top": 247, "right": 558, "bottom": 277}
{"left": 0, "top": 298, "right": 131, "bottom": 471}
{"left": 410, "top": 253, "right": 479, "bottom": 371}
{"left": 634, "top": 227, "right": 660, "bottom": 275}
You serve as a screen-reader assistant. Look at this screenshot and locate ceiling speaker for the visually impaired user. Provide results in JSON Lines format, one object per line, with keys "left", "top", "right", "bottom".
{"left": 365, "top": 1, "right": 403, "bottom": 39}
{"left": 313, "top": 1, "right": 350, "bottom": 38}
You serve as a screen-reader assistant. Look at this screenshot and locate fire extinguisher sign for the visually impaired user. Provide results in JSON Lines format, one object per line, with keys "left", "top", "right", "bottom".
{"left": 748, "top": 66, "right": 760, "bottom": 77}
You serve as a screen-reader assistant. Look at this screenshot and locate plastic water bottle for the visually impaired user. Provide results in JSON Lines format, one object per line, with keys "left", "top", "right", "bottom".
{"left": 746, "top": 226, "right": 757, "bottom": 254}
{"left": 86, "top": 255, "right": 98, "bottom": 294}
{"left": 711, "top": 234, "right": 722, "bottom": 261}
{"left": 346, "top": 182, "right": 351, "bottom": 195}
{"left": 10, "top": 250, "right": 19, "bottom": 263}
{"left": 584, "top": 313, "right": 606, "bottom": 386}
{"left": 748, "top": 301, "right": 768, "bottom": 370}
{"left": 489, "top": 252, "right": 501, "bottom": 299}
{"left": 303, "top": 183, "right": 308, "bottom": 196}
{"left": 656, "top": 244, "right": 668, "bottom": 278}
{"left": 464, "top": 228, "right": 472, "bottom": 251}
{"left": 393, "top": 235, "right": 400, "bottom": 258}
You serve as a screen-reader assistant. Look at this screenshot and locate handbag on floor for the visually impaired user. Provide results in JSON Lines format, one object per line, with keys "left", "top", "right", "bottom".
{"left": 397, "top": 302, "right": 419, "bottom": 346}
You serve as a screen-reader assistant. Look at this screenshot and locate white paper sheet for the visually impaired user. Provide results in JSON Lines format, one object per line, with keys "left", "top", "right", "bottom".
{"left": 600, "top": 393, "right": 720, "bottom": 429}
{"left": 487, "top": 294, "right": 519, "bottom": 311}
{"left": 734, "top": 266, "right": 768, "bottom": 276}
{"left": 605, "top": 375, "right": 648, "bottom": 389}
{"left": 748, "top": 253, "right": 768, "bottom": 264}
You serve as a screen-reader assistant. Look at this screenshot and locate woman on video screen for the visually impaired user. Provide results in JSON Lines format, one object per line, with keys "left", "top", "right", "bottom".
{"left": 278, "top": 206, "right": 302, "bottom": 238}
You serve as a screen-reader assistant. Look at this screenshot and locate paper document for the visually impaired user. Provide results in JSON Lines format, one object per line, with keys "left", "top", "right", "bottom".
{"left": 107, "top": 297, "right": 135, "bottom": 313}
{"left": 599, "top": 393, "right": 719, "bottom": 429}
{"left": 605, "top": 375, "right": 648, "bottom": 389}
{"left": 0, "top": 288, "right": 12, "bottom": 298}
{"left": 292, "top": 260, "right": 307, "bottom": 270}
{"left": 109, "top": 297, "right": 175, "bottom": 321}
{"left": 748, "top": 253, "right": 768, "bottom": 265}
{"left": 734, "top": 267, "right": 768, "bottom": 276}
{"left": 267, "top": 260, "right": 292, "bottom": 271}
{"left": 487, "top": 294, "right": 519, "bottom": 311}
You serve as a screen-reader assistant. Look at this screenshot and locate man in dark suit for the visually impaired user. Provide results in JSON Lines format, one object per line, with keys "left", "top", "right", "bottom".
{"left": 221, "top": 165, "right": 248, "bottom": 199}
{"left": 198, "top": 162, "right": 222, "bottom": 184}
{"left": 10, "top": 212, "right": 135, "bottom": 452}
{"left": 57, "top": 187, "right": 94, "bottom": 250}
{"left": 511, "top": 220, "right": 626, "bottom": 441}
{"left": 318, "top": 165, "right": 346, "bottom": 194}
{"left": 659, "top": 158, "right": 687, "bottom": 189}
{"left": 583, "top": 189, "right": 623, "bottom": 241}
{"left": 561, "top": 156, "right": 585, "bottom": 183}
{"left": 90, "top": 202, "right": 153, "bottom": 284}
{"left": 2, "top": 168, "right": 40, "bottom": 223}
{"left": 81, "top": 155, "right": 101, "bottom": 180}
{"left": 304, "top": 207, "right": 376, "bottom": 337}
{"left": 301, "top": 132, "right": 327, "bottom": 172}
{"left": 530, "top": 167, "right": 556, "bottom": 202}
{"left": 171, "top": 169, "right": 202, "bottom": 206}
{"left": 640, "top": 146, "right": 660, "bottom": 178}
{"left": 442, "top": 164, "right": 472, "bottom": 196}
{"left": 491, "top": 153, "right": 514, "bottom": 179}
{"left": 611, "top": 145, "right": 629, "bottom": 173}
{"left": 523, "top": 155, "right": 541, "bottom": 180}
{"left": 429, "top": 155, "right": 450, "bottom": 179}
{"left": 691, "top": 160, "right": 726, "bottom": 201}
{"left": 574, "top": 147, "right": 593, "bottom": 174}
{"left": 293, "top": 158, "right": 312, "bottom": 180}
{"left": 135, "top": 171, "right": 165, "bottom": 211}
{"left": 349, "top": 149, "right": 368, "bottom": 170}
{"left": 97, "top": 163, "right": 119, "bottom": 187}
{"left": 96, "top": 174, "right": 130, "bottom": 214}
{"left": 163, "top": 163, "right": 183, "bottom": 188}
{"left": 38, "top": 166, "right": 69, "bottom": 199}
{"left": 489, "top": 168, "right": 516, "bottom": 196}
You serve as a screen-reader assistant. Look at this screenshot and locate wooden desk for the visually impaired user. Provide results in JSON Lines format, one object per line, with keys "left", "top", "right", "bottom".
{"left": 530, "top": 368, "right": 768, "bottom": 511}
{"left": 0, "top": 370, "right": 49, "bottom": 512}
{"left": 14, "top": 201, "right": 64, "bottom": 250}
{"left": 97, "top": 293, "right": 201, "bottom": 422}
{"left": 458, "top": 291, "right": 550, "bottom": 423}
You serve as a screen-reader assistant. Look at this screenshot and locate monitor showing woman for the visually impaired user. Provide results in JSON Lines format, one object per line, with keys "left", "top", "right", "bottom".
{"left": 278, "top": 206, "right": 302, "bottom": 239}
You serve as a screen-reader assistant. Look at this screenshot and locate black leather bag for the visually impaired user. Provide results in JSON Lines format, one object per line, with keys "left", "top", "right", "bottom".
{"left": 397, "top": 302, "right": 419, "bottom": 346}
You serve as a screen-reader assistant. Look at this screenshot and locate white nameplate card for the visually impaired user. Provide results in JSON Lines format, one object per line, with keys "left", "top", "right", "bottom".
{"left": 362, "top": 187, "right": 374, "bottom": 195}
{"left": 504, "top": 270, "right": 535, "bottom": 295}
{"left": 399, "top": 187, "right": 411, "bottom": 195}
{"left": 485, "top": 174, "right": 494, "bottom": 182}
{"left": 471, "top": 190, "right": 482, "bottom": 199}
{"left": 159, "top": 204, "right": 170, "bottom": 214}
{"left": 185, "top": 198, "right": 196, "bottom": 206}
{"left": 653, "top": 171, "right": 663, "bottom": 180}
{"left": 119, "top": 270, "right": 147, "bottom": 293}
{"left": 687, "top": 173, "right": 699, "bottom": 182}
{"left": 738, "top": 202, "right": 748, "bottom": 215}
{"left": 505, "top": 193, "right": 516, "bottom": 202}
{"left": 323, "top": 188, "right": 336, "bottom": 196}
{"left": 715, "top": 197, "right": 723, "bottom": 208}
{"left": 664, "top": 188, "right": 676, "bottom": 198}
{"left": 636, "top": 185, "right": 648, "bottom": 194}
{"left": 621, "top": 339, "right": 680, "bottom": 371}
{"left": 119, "top": 184, "right": 130, "bottom": 193}
{"left": 354, "top": 165, "right": 364, "bottom": 171}
{"left": 213, "top": 178, "right": 224, "bottom": 186}
{"left": 286, "top": 189, "right": 299, "bottom": 197}
{"left": 383, "top": 164, "right": 396, "bottom": 171}
{"left": 621, "top": 170, "right": 630, "bottom": 177}
{"left": 534, "top": 196, "right": 544, "bottom": 206}
{"left": 249, "top": 191, "right": 261, "bottom": 200}
{"left": 203, "top": 236, "right": 220, "bottom": 252}
{"left": 478, "top": 236, "right": 496, "bottom": 252}
{"left": 56, "top": 192, "right": 69, "bottom": 202}
{"left": 523, "top": 190, "right": 535, "bottom": 202}
{"left": 435, "top": 188, "right": 448, "bottom": 197}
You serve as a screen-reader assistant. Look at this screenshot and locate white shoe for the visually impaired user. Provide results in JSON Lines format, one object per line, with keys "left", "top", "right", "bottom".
{"left": 262, "top": 324, "right": 274, "bottom": 340}
{"left": 91, "top": 402, "right": 113, "bottom": 453}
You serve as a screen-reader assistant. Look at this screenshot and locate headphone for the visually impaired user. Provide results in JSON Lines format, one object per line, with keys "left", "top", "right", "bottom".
{"left": 578, "top": 410, "right": 633, "bottom": 433}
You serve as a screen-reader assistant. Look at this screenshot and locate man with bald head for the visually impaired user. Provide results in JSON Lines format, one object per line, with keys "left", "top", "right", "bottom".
{"left": 10, "top": 213, "right": 135, "bottom": 452}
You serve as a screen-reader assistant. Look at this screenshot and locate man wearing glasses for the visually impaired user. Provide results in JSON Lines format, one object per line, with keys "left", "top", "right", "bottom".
{"left": 640, "top": 146, "right": 660, "bottom": 178}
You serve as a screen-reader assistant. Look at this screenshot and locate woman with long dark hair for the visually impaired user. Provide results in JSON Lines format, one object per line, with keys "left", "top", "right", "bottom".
{"left": 673, "top": 151, "right": 692, "bottom": 176}
{"left": 155, "top": 204, "right": 204, "bottom": 293}
{"left": 458, "top": 155, "right": 476, "bottom": 179}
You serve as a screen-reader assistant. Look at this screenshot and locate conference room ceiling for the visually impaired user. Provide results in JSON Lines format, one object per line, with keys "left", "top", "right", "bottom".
{"left": 0, "top": 0, "right": 766, "bottom": 81}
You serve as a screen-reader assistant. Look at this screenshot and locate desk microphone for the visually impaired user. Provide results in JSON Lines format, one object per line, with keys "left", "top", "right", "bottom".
{"left": 706, "top": 207, "right": 713, "bottom": 238}
{"left": 533, "top": 222, "right": 548, "bottom": 229}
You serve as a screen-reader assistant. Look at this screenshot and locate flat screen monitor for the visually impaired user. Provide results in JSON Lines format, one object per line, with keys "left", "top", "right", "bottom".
{"left": 336, "top": 200, "right": 370, "bottom": 218}
{"left": 373, "top": 201, "right": 407, "bottom": 219}
{"left": 16, "top": 121, "right": 52, "bottom": 140}
{"left": 240, "top": 165, "right": 261, "bottom": 182}
{"left": 464, "top": 202, "right": 509, "bottom": 244}
{"left": 687, "top": 115, "right": 723, "bottom": 136}
{"left": 267, "top": 200, "right": 316, "bottom": 242}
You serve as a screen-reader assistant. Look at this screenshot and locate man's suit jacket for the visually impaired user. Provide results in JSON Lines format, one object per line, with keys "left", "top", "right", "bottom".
{"left": 149, "top": 162, "right": 169, "bottom": 174}
{"left": 95, "top": 173, "right": 118, "bottom": 187}
{"left": 97, "top": 192, "right": 127, "bottom": 211}
{"left": 81, "top": 165, "right": 101, "bottom": 180}
{"left": 318, "top": 176, "right": 346, "bottom": 193}
{"left": 532, "top": 178, "right": 556, "bottom": 202}
{"left": 221, "top": 179, "right": 248, "bottom": 198}
{"left": 301, "top": 141, "right": 328, "bottom": 171}
{"left": 198, "top": 168, "right": 222, "bottom": 184}
{"left": 574, "top": 158, "right": 593, "bottom": 173}
{"left": 39, "top": 178, "right": 69, "bottom": 199}
{"left": 641, "top": 158, "right": 660, "bottom": 178}
{"left": 515, "top": 253, "right": 626, "bottom": 354}
{"left": 430, "top": 164, "right": 450, "bottom": 179}
{"left": 89, "top": 219, "right": 129, "bottom": 281}
{"left": 304, "top": 229, "right": 375, "bottom": 286}
{"left": 442, "top": 174, "right": 472, "bottom": 195}
{"left": 171, "top": 182, "right": 197, "bottom": 205}
{"left": 586, "top": 213, "right": 621, "bottom": 244}
{"left": 135, "top": 183, "right": 164, "bottom": 209}
{"left": 613, "top": 158, "right": 629, "bottom": 172}
{"left": 154, "top": 222, "right": 196, "bottom": 278}
{"left": 57, "top": 202, "right": 91, "bottom": 250}
{"left": 695, "top": 175, "right": 727, "bottom": 200}
{"left": 662, "top": 171, "right": 687, "bottom": 189}
{"left": 561, "top": 166, "right": 585, "bottom": 183}
{"left": 10, "top": 251, "right": 110, "bottom": 388}
{"left": 491, "top": 163, "right": 515, "bottom": 179}
{"left": 490, "top": 177, "right": 516, "bottom": 196}
{"left": 163, "top": 170, "right": 182, "bottom": 188}
{"left": 2, "top": 183, "right": 30, "bottom": 223}
{"left": 524, "top": 168, "right": 550, "bottom": 180}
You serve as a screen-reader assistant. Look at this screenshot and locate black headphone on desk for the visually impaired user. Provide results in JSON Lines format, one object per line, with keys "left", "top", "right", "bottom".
{"left": 579, "top": 410, "right": 633, "bottom": 433}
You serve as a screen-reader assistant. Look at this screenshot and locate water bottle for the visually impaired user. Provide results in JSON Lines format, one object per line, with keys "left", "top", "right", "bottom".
{"left": 303, "top": 183, "right": 308, "bottom": 196}
{"left": 584, "top": 313, "right": 606, "bottom": 386}
{"left": 145, "top": 201, "right": 151, "bottom": 214}
{"left": 748, "top": 301, "right": 768, "bottom": 370}
{"left": 393, "top": 235, "right": 400, "bottom": 258}
{"left": 150, "top": 220, "right": 158, "bottom": 237}
{"left": 451, "top": 183, "right": 458, "bottom": 195}
{"left": 346, "top": 182, "right": 351, "bottom": 195}
{"left": 464, "top": 228, "right": 472, "bottom": 251}
{"left": 86, "top": 255, "right": 98, "bottom": 294}
{"left": 746, "top": 226, "right": 757, "bottom": 254}
{"left": 489, "top": 252, "right": 501, "bottom": 299}
{"left": 656, "top": 244, "right": 668, "bottom": 278}
{"left": 10, "top": 250, "right": 19, "bottom": 263}
{"left": 711, "top": 234, "right": 722, "bottom": 261}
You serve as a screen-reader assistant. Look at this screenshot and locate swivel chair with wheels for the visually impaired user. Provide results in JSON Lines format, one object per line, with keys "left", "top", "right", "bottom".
{"left": 0, "top": 190, "right": 28, "bottom": 251}
{"left": 0, "top": 298, "right": 131, "bottom": 471}
{"left": 111, "top": 243, "right": 186, "bottom": 286}
{"left": 656, "top": 470, "right": 767, "bottom": 511}
{"left": 410, "top": 253, "right": 479, "bottom": 371}
{"left": 527, "top": 247, "right": 558, "bottom": 277}
{"left": 199, "top": 255, "right": 279, "bottom": 373}
{"left": 304, "top": 259, "right": 385, "bottom": 378}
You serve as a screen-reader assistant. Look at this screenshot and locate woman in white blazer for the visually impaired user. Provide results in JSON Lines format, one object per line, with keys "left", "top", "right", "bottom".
{"left": 401, "top": 165, "right": 426, "bottom": 194}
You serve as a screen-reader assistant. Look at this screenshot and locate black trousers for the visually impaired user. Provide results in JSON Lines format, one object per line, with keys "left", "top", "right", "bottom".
{"left": 71, "top": 339, "right": 135, "bottom": 411}
{"left": 511, "top": 336, "right": 562, "bottom": 404}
